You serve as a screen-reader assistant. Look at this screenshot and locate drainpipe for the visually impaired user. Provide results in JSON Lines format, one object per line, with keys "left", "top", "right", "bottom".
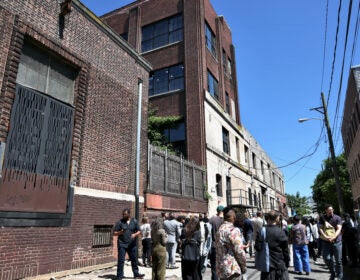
{"left": 135, "top": 80, "right": 143, "bottom": 222}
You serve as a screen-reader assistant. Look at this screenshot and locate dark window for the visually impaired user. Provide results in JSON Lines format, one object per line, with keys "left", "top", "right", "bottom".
{"left": 258, "top": 193, "right": 262, "bottom": 209}
{"left": 149, "top": 64, "right": 184, "bottom": 96}
{"left": 244, "top": 145, "right": 249, "bottom": 163}
{"left": 252, "top": 152, "right": 256, "bottom": 169}
{"left": 222, "top": 50, "right": 227, "bottom": 74}
{"left": 142, "top": 14, "right": 183, "bottom": 52}
{"left": 222, "top": 127, "right": 230, "bottom": 155}
{"left": 92, "top": 225, "right": 113, "bottom": 248}
{"left": 207, "top": 71, "right": 219, "bottom": 100}
{"left": 163, "top": 122, "right": 186, "bottom": 156}
{"left": 216, "top": 174, "right": 222, "bottom": 197}
{"left": 248, "top": 188, "right": 253, "bottom": 205}
{"left": 235, "top": 137, "right": 240, "bottom": 162}
{"left": 226, "top": 176, "right": 231, "bottom": 205}
{"left": 120, "top": 33, "right": 128, "bottom": 41}
{"left": 205, "top": 23, "right": 216, "bottom": 57}
{"left": 225, "top": 92, "right": 230, "bottom": 113}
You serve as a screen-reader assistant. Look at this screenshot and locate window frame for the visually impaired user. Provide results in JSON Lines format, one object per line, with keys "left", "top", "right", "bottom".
{"left": 205, "top": 22, "right": 217, "bottom": 58}
{"left": 149, "top": 64, "right": 184, "bottom": 96}
{"left": 141, "top": 14, "right": 183, "bottom": 52}
{"left": 207, "top": 71, "right": 219, "bottom": 100}
{"left": 222, "top": 127, "right": 230, "bottom": 155}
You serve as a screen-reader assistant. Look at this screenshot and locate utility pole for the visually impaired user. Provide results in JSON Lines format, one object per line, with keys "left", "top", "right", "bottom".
{"left": 319, "top": 92, "right": 345, "bottom": 213}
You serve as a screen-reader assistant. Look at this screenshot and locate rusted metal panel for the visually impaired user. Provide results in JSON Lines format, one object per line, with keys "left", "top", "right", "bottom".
{"left": 0, "top": 169, "right": 69, "bottom": 213}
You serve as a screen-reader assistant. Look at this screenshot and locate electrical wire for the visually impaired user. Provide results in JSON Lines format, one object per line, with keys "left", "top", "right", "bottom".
{"left": 332, "top": 0, "right": 354, "bottom": 151}
{"left": 327, "top": 0, "right": 343, "bottom": 105}
{"left": 277, "top": 124, "right": 325, "bottom": 169}
{"left": 321, "top": 0, "right": 329, "bottom": 92}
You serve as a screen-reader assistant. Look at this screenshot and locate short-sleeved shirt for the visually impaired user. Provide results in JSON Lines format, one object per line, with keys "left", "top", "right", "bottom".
{"left": 319, "top": 214, "right": 342, "bottom": 242}
{"left": 115, "top": 218, "right": 140, "bottom": 248}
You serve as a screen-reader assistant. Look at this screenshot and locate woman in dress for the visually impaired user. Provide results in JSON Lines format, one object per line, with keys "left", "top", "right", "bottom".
{"left": 151, "top": 217, "right": 168, "bottom": 280}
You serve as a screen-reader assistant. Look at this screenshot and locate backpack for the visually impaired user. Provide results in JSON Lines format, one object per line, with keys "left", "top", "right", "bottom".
{"left": 291, "top": 224, "right": 307, "bottom": 245}
{"left": 182, "top": 238, "right": 200, "bottom": 262}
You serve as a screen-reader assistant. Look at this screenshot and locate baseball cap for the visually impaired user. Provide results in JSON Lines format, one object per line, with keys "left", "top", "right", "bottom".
{"left": 216, "top": 205, "right": 224, "bottom": 212}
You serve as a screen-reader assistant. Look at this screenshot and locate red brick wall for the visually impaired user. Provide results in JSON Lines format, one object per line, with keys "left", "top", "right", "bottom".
{"left": 0, "top": 0, "right": 149, "bottom": 278}
{"left": 0, "top": 195, "right": 140, "bottom": 277}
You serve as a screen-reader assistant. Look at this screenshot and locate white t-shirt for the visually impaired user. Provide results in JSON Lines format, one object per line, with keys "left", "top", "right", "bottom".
{"left": 140, "top": 223, "right": 151, "bottom": 240}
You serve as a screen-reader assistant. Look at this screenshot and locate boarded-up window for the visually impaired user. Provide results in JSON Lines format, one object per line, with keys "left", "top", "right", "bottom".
{"left": 0, "top": 40, "right": 76, "bottom": 213}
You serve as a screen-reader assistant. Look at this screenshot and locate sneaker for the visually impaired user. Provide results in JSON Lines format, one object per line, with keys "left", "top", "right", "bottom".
{"left": 306, "top": 272, "right": 310, "bottom": 275}
{"left": 314, "top": 260, "right": 320, "bottom": 264}
{"left": 134, "top": 274, "right": 145, "bottom": 279}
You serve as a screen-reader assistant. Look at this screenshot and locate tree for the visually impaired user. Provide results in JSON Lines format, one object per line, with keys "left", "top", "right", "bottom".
{"left": 148, "top": 107, "right": 183, "bottom": 152}
{"left": 286, "top": 192, "right": 312, "bottom": 216}
{"left": 311, "top": 153, "right": 353, "bottom": 214}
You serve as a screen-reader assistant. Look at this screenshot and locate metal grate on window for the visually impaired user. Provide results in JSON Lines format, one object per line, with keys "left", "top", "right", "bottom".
{"left": 92, "top": 225, "right": 113, "bottom": 248}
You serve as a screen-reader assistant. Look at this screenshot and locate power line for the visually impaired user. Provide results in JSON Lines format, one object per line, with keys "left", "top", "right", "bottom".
{"left": 332, "top": 0, "right": 354, "bottom": 150}
{"left": 321, "top": 0, "right": 329, "bottom": 92}
{"left": 327, "top": 0, "right": 343, "bottom": 105}
{"left": 278, "top": 124, "right": 325, "bottom": 169}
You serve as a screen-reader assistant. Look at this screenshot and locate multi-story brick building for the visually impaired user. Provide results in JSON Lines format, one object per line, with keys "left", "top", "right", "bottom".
{"left": 0, "top": 0, "right": 150, "bottom": 279}
{"left": 102, "top": 0, "right": 287, "bottom": 216}
{"left": 342, "top": 66, "right": 360, "bottom": 212}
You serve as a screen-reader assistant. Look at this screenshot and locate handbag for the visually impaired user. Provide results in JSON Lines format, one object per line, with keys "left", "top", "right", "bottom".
{"left": 182, "top": 238, "right": 200, "bottom": 262}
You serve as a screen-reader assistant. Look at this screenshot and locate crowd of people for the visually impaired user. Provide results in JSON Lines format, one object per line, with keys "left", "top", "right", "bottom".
{"left": 113, "top": 204, "right": 359, "bottom": 280}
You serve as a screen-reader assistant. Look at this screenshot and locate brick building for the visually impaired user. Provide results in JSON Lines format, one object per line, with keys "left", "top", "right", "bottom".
{"left": 102, "top": 0, "right": 287, "bottom": 216}
{"left": 0, "top": 0, "right": 150, "bottom": 279}
{"left": 342, "top": 66, "right": 360, "bottom": 212}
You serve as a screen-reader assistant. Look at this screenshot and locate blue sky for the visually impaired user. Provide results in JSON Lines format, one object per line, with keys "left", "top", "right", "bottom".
{"left": 81, "top": 0, "right": 360, "bottom": 197}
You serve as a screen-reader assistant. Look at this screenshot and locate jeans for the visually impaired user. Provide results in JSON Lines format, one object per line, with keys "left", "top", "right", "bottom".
{"left": 322, "top": 241, "right": 343, "bottom": 279}
{"left": 166, "top": 242, "right": 177, "bottom": 267}
{"left": 292, "top": 244, "right": 310, "bottom": 273}
{"left": 117, "top": 245, "right": 140, "bottom": 278}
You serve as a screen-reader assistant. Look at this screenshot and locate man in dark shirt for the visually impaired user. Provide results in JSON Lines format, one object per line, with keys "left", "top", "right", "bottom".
{"left": 318, "top": 204, "right": 343, "bottom": 280}
{"left": 243, "top": 212, "right": 254, "bottom": 257}
{"left": 255, "top": 210, "right": 289, "bottom": 279}
{"left": 114, "top": 208, "right": 145, "bottom": 280}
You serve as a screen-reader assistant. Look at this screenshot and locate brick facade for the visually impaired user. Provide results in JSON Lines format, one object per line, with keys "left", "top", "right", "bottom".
{"left": 341, "top": 67, "right": 360, "bottom": 208}
{"left": 0, "top": 0, "right": 150, "bottom": 278}
{"left": 102, "top": 0, "right": 242, "bottom": 215}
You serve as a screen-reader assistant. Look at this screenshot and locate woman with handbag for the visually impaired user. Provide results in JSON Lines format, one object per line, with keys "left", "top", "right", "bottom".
{"left": 180, "top": 216, "right": 201, "bottom": 280}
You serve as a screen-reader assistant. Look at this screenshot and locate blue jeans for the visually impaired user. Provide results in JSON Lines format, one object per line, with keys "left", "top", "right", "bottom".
{"left": 117, "top": 245, "right": 140, "bottom": 278}
{"left": 292, "top": 244, "right": 310, "bottom": 273}
{"left": 166, "top": 242, "right": 177, "bottom": 267}
{"left": 322, "top": 240, "right": 343, "bottom": 279}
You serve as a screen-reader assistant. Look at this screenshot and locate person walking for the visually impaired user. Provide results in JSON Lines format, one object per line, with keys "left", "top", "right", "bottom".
{"left": 243, "top": 212, "right": 254, "bottom": 258}
{"left": 180, "top": 216, "right": 202, "bottom": 280}
{"left": 215, "top": 207, "right": 247, "bottom": 280}
{"left": 114, "top": 208, "right": 145, "bottom": 280}
{"left": 254, "top": 210, "right": 289, "bottom": 280}
{"left": 309, "top": 218, "right": 320, "bottom": 264}
{"left": 199, "top": 214, "right": 212, "bottom": 278}
{"left": 164, "top": 212, "right": 180, "bottom": 269}
{"left": 252, "top": 210, "right": 265, "bottom": 242}
{"left": 290, "top": 215, "right": 310, "bottom": 275}
{"left": 151, "top": 217, "right": 168, "bottom": 280}
{"left": 209, "top": 205, "right": 224, "bottom": 280}
{"left": 140, "top": 216, "right": 152, "bottom": 267}
{"left": 319, "top": 204, "right": 343, "bottom": 280}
